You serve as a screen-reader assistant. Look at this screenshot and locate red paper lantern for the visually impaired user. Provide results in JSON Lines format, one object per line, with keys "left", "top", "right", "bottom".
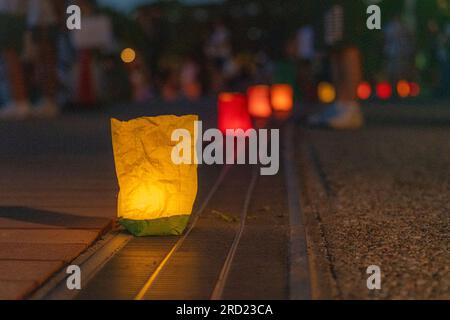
{"left": 376, "top": 82, "right": 392, "bottom": 100}
{"left": 271, "top": 84, "right": 294, "bottom": 112}
{"left": 409, "top": 82, "right": 420, "bottom": 97}
{"left": 357, "top": 82, "right": 372, "bottom": 100}
{"left": 218, "top": 93, "right": 253, "bottom": 135}
{"left": 247, "top": 85, "right": 272, "bottom": 118}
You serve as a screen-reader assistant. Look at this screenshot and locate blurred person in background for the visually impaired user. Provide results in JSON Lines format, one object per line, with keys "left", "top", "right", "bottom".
{"left": 0, "top": 0, "right": 31, "bottom": 120}
{"left": 128, "top": 52, "right": 153, "bottom": 103}
{"left": 296, "top": 25, "right": 317, "bottom": 105}
{"left": 71, "top": 0, "right": 107, "bottom": 108}
{"left": 204, "top": 19, "right": 232, "bottom": 93}
{"left": 160, "top": 67, "right": 180, "bottom": 102}
{"left": 272, "top": 36, "right": 301, "bottom": 104}
{"left": 309, "top": 0, "right": 364, "bottom": 129}
{"left": 254, "top": 48, "right": 273, "bottom": 85}
{"left": 180, "top": 53, "right": 202, "bottom": 101}
{"left": 384, "top": 15, "right": 416, "bottom": 85}
{"left": 27, "top": 0, "right": 64, "bottom": 117}
{"left": 434, "top": 22, "right": 450, "bottom": 97}
{"left": 223, "top": 50, "right": 254, "bottom": 92}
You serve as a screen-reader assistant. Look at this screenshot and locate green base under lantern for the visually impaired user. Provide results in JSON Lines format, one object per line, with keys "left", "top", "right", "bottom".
{"left": 119, "top": 215, "right": 190, "bottom": 236}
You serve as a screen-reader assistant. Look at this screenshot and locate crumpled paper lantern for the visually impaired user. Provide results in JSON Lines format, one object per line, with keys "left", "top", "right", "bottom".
{"left": 247, "top": 85, "right": 272, "bottom": 118}
{"left": 111, "top": 115, "right": 198, "bottom": 236}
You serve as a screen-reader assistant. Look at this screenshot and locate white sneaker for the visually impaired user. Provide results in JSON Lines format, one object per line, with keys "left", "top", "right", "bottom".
{"left": 32, "top": 98, "right": 60, "bottom": 118}
{"left": 308, "top": 101, "right": 364, "bottom": 130}
{"left": 0, "top": 101, "right": 31, "bottom": 120}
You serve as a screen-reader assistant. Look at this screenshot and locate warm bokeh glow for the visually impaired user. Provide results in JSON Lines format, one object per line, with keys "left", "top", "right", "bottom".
{"left": 318, "top": 82, "right": 336, "bottom": 103}
{"left": 376, "top": 82, "right": 392, "bottom": 100}
{"left": 218, "top": 93, "right": 253, "bottom": 134}
{"left": 397, "top": 80, "right": 411, "bottom": 98}
{"left": 409, "top": 82, "right": 421, "bottom": 97}
{"left": 247, "top": 85, "right": 272, "bottom": 118}
{"left": 121, "top": 48, "right": 136, "bottom": 63}
{"left": 271, "top": 84, "right": 294, "bottom": 112}
{"left": 357, "top": 82, "right": 372, "bottom": 100}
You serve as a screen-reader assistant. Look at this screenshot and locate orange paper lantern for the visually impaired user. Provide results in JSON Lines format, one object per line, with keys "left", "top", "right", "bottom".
{"left": 271, "top": 84, "right": 294, "bottom": 112}
{"left": 247, "top": 85, "right": 272, "bottom": 118}
{"left": 409, "top": 82, "right": 420, "bottom": 97}
{"left": 218, "top": 93, "right": 253, "bottom": 135}
{"left": 397, "top": 80, "right": 411, "bottom": 98}
{"left": 357, "top": 82, "right": 372, "bottom": 100}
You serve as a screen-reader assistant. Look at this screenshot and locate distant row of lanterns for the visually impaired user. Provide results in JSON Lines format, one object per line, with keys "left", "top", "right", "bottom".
{"left": 317, "top": 80, "right": 421, "bottom": 103}
{"left": 358, "top": 81, "right": 421, "bottom": 101}
{"left": 218, "top": 84, "right": 294, "bottom": 133}
{"left": 218, "top": 80, "right": 422, "bottom": 132}
{"left": 247, "top": 84, "right": 295, "bottom": 116}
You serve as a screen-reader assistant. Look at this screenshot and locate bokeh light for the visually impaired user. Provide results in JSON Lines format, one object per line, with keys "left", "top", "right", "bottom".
{"left": 317, "top": 82, "right": 336, "bottom": 103}
{"left": 357, "top": 82, "right": 372, "bottom": 100}
{"left": 376, "top": 82, "right": 392, "bottom": 100}
{"left": 397, "top": 80, "right": 411, "bottom": 98}
{"left": 247, "top": 85, "right": 272, "bottom": 118}
{"left": 409, "top": 82, "right": 421, "bottom": 97}
{"left": 271, "top": 84, "right": 294, "bottom": 112}
{"left": 217, "top": 92, "right": 253, "bottom": 135}
{"left": 121, "top": 48, "right": 136, "bottom": 63}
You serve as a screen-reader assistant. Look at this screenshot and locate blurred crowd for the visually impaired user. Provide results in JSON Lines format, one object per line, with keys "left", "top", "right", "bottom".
{"left": 0, "top": 0, "right": 449, "bottom": 121}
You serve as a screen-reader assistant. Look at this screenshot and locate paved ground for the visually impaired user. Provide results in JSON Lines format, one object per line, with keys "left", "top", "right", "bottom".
{"left": 298, "top": 103, "right": 450, "bottom": 299}
{"left": 0, "top": 99, "right": 448, "bottom": 299}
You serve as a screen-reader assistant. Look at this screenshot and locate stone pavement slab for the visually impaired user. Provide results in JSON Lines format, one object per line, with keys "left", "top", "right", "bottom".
{"left": 0, "top": 280, "right": 37, "bottom": 300}
{"left": 0, "top": 243, "right": 87, "bottom": 261}
{"left": 0, "top": 207, "right": 112, "bottom": 229}
{"left": 0, "top": 229, "right": 102, "bottom": 244}
{"left": 0, "top": 261, "right": 64, "bottom": 283}
{"left": 0, "top": 210, "right": 112, "bottom": 299}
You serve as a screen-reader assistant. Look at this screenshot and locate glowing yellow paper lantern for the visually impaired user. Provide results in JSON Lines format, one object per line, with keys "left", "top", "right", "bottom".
{"left": 318, "top": 82, "right": 336, "bottom": 103}
{"left": 111, "top": 115, "right": 198, "bottom": 236}
{"left": 271, "top": 84, "right": 294, "bottom": 112}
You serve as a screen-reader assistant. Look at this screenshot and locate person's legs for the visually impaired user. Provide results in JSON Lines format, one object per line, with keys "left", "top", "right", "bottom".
{"left": 33, "top": 27, "right": 59, "bottom": 117}
{"left": 330, "top": 45, "right": 364, "bottom": 129}
{"left": 0, "top": 48, "right": 31, "bottom": 119}
{"left": 3, "top": 49, "right": 28, "bottom": 103}
{"left": 338, "top": 46, "right": 362, "bottom": 102}
{"left": 0, "top": 13, "right": 31, "bottom": 119}
{"left": 309, "top": 45, "right": 364, "bottom": 129}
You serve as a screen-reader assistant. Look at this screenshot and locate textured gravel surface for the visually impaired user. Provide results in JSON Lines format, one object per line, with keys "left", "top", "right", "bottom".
{"left": 299, "top": 104, "right": 450, "bottom": 299}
